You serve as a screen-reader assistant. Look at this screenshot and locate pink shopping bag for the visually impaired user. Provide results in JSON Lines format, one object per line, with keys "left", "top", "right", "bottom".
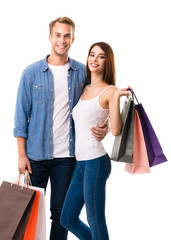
{"left": 125, "top": 110, "right": 151, "bottom": 174}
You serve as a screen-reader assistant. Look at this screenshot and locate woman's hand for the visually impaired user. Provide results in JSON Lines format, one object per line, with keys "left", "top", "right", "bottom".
{"left": 109, "top": 86, "right": 133, "bottom": 136}
{"left": 113, "top": 87, "right": 130, "bottom": 99}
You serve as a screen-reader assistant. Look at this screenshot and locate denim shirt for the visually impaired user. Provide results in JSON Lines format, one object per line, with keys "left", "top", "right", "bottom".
{"left": 14, "top": 55, "right": 87, "bottom": 160}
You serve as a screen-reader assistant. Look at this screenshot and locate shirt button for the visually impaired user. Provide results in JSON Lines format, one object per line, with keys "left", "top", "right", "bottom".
{"left": 70, "top": 139, "right": 72, "bottom": 141}
{"left": 68, "top": 87, "right": 71, "bottom": 90}
{"left": 68, "top": 74, "right": 70, "bottom": 77}
{"left": 70, "top": 112, "right": 72, "bottom": 115}
{"left": 70, "top": 126, "right": 72, "bottom": 128}
{"left": 69, "top": 100, "right": 72, "bottom": 102}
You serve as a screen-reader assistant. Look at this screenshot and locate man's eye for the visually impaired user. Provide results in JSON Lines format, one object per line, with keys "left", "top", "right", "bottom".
{"left": 54, "top": 34, "right": 60, "bottom": 38}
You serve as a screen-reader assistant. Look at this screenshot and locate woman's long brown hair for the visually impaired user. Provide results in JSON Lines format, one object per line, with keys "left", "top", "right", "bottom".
{"left": 86, "top": 42, "right": 116, "bottom": 85}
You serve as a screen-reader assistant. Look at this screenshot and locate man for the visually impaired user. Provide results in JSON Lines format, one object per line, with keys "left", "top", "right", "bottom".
{"left": 14, "top": 17, "right": 107, "bottom": 240}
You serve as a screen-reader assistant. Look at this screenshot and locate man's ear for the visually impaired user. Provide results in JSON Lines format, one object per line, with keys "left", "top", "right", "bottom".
{"left": 71, "top": 36, "right": 75, "bottom": 44}
{"left": 49, "top": 34, "right": 52, "bottom": 43}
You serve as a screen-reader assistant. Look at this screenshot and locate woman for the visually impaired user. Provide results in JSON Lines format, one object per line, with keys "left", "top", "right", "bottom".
{"left": 61, "top": 42, "right": 129, "bottom": 239}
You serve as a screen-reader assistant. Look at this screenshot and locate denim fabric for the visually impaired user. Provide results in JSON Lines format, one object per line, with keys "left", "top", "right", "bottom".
{"left": 29, "top": 157, "right": 76, "bottom": 240}
{"left": 14, "top": 56, "right": 87, "bottom": 160}
{"left": 61, "top": 154, "right": 111, "bottom": 240}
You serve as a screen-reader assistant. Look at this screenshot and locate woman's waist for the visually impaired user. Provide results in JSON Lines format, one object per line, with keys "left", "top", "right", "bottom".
{"left": 75, "top": 139, "right": 106, "bottom": 159}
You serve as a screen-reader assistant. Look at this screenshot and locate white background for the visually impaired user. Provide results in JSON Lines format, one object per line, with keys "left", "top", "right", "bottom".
{"left": 0, "top": 0, "right": 170, "bottom": 239}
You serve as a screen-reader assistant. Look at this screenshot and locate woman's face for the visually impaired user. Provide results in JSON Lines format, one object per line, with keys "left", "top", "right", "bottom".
{"left": 88, "top": 45, "right": 106, "bottom": 74}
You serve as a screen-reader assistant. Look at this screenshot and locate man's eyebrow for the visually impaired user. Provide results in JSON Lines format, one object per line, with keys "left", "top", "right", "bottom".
{"left": 53, "top": 32, "right": 71, "bottom": 37}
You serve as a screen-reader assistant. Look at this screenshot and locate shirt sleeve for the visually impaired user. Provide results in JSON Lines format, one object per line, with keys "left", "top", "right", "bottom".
{"left": 13, "top": 68, "right": 32, "bottom": 138}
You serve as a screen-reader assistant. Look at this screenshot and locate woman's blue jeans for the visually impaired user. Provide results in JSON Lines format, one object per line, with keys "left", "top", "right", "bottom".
{"left": 61, "top": 154, "right": 111, "bottom": 240}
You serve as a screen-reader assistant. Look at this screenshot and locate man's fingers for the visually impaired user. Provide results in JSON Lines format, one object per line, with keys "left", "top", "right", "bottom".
{"left": 18, "top": 167, "right": 26, "bottom": 175}
{"left": 91, "top": 131, "right": 103, "bottom": 141}
{"left": 91, "top": 127, "right": 106, "bottom": 134}
{"left": 97, "top": 123, "right": 107, "bottom": 128}
{"left": 27, "top": 162, "right": 32, "bottom": 174}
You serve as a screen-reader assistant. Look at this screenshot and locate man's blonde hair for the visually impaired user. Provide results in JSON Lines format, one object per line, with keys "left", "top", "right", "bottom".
{"left": 49, "top": 17, "right": 75, "bottom": 35}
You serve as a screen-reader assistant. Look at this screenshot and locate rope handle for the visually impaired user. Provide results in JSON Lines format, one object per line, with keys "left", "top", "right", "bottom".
{"left": 16, "top": 170, "right": 32, "bottom": 188}
{"left": 127, "top": 88, "right": 139, "bottom": 104}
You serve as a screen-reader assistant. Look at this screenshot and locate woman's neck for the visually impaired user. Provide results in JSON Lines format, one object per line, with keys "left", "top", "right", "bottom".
{"left": 90, "top": 73, "right": 105, "bottom": 87}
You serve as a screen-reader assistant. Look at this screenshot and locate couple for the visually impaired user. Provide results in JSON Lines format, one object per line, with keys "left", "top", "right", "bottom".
{"left": 14, "top": 17, "right": 129, "bottom": 240}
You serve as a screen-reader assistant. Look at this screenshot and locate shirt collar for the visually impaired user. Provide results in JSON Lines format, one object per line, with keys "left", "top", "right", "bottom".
{"left": 41, "top": 55, "right": 77, "bottom": 72}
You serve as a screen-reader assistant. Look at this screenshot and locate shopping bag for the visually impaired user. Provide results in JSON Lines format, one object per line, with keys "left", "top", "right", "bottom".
{"left": 111, "top": 97, "right": 135, "bottom": 163}
{"left": 136, "top": 103, "right": 168, "bottom": 167}
{"left": 23, "top": 171, "right": 46, "bottom": 240}
{"left": 125, "top": 110, "right": 151, "bottom": 174}
{"left": 23, "top": 189, "right": 40, "bottom": 240}
{"left": 0, "top": 181, "right": 36, "bottom": 240}
{"left": 30, "top": 186, "right": 46, "bottom": 240}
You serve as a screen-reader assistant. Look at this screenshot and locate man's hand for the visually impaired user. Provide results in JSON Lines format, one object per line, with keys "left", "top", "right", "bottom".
{"left": 18, "top": 154, "right": 32, "bottom": 174}
{"left": 90, "top": 122, "right": 109, "bottom": 141}
{"left": 16, "top": 137, "right": 32, "bottom": 174}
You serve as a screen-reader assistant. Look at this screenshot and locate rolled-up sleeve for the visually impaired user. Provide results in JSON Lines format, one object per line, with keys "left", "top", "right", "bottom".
{"left": 14, "top": 68, "right": 32, "bottom": 138}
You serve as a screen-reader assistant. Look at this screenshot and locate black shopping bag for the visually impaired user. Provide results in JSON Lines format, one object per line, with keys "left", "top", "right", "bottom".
{"left": 111, "top": 97, "right": 135, "bottom": 163}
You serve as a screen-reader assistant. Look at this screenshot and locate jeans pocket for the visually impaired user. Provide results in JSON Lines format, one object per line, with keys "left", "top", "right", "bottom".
{"left": 105, "top": 154, "right": 111, "bottom": 177}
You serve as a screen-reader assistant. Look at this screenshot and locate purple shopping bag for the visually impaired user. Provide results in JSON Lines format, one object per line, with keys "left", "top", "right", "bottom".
{"left": 127, "top": 88, "right": 168, "bottom": 167}
{"left": 136, "top": 103, "right": 167, "bottom": 166}
{"left": 127, "top": 88, "right": 167, "bottom": 167}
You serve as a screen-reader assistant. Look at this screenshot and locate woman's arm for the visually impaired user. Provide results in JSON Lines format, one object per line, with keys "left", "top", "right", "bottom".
{"left": 109, "top": 88, "right": 130, "bottom": 136}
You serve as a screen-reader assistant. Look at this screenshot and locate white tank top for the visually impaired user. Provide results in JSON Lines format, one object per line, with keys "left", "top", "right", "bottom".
{"left": 72, "top": 86, "right": 112, "bottom": 161}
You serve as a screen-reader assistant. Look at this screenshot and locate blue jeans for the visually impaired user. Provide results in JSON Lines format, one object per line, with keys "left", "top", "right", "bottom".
{"left": 61, "top": 154, "right": 111, "bottom": 240}
{"left": 29, "top": 157, "right": 76, "bottom": 240}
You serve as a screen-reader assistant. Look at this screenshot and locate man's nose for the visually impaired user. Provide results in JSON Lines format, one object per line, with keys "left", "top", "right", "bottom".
{"left": 59, "top": 36, "right": 65, "bottom": 43}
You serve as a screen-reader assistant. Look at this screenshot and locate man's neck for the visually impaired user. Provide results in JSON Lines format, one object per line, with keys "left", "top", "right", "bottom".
{"left": 47, "top": 54, "right": 69, "bottom": 66}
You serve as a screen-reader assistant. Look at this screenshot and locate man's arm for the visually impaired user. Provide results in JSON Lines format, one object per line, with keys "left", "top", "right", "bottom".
{"left": 90, "top": 121, "right": 109, "bottom": 141}
{"left": 14, "top": 68, "right": 33, "bottom": 174}
{"left": 16, "top": 137, "right": 32, "bottom": 174}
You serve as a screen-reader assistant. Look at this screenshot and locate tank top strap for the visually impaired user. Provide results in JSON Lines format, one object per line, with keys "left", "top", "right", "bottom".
{"left": 99, "top": 85, "right": 113, "bottom": 97}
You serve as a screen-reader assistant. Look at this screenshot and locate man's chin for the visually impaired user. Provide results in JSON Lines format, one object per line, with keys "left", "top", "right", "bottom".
{"left": 55, "top": 50, "right": 68, "bottom": 57}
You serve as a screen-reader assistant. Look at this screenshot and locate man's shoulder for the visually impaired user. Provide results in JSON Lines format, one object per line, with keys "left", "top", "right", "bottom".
{"left": 69, "top": 58, "right": 85, "bottom": 70}
{"left": 24, "top": 56, "right": 47, "bottom": 73}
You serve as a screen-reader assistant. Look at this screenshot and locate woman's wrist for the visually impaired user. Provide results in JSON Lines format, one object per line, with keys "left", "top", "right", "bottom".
{"left": 113, "top": 90, "right": 121, "bottom": 101}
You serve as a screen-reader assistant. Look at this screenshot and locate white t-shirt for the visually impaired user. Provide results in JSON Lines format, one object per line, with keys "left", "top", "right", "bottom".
{"left": 48, "top": 63, "right": 71, "bottom": 158}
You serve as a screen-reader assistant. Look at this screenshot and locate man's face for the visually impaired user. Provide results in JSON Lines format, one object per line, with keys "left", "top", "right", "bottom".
{"left": 49, "top": 22, "right": 75, "bottom": 57}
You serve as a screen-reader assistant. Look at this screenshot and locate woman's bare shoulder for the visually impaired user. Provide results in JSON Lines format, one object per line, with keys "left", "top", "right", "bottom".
{"left": 107, "top": 85, "right": 118, "bottom": 96}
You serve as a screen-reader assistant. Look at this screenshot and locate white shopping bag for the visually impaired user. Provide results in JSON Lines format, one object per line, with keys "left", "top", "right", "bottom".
{"left": 29, "top": 186, "right": 46, "bottom": 240}
{"left": 16, "top": 172, "right": 46, "bottom": 240}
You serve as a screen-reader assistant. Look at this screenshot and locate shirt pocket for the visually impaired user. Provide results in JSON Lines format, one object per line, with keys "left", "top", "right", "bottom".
{"left": 74, "top": 82, "right": 84, "bottom": 97}
{"left": 33, "top": 84, "right": 45, "bottom": 104}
